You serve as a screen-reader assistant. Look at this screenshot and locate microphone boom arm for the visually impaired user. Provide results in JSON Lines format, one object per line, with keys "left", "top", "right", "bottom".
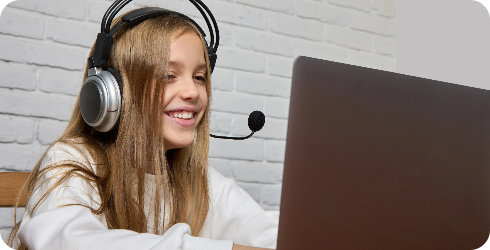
{"left": 210, "top": 131, "right": 255, "bottom": 140}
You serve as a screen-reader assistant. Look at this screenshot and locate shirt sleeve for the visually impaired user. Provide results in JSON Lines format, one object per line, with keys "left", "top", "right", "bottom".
{"left": 203, "top": 167, "right": 280, "bottom": 249}
{"left": 17, "top": 143, "right": 233, "bottom": 250}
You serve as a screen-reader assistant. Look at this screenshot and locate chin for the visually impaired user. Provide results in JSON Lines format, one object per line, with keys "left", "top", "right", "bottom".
{"left": 165, "top": 135, "right": 195, "bottom": 150}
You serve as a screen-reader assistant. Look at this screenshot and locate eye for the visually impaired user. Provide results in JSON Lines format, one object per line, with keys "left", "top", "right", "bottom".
{"left": 167, "top": 74, "right": 176, "bottom": 82}
{"left": 194, "top": 75, "right": 206, "bottom": 85}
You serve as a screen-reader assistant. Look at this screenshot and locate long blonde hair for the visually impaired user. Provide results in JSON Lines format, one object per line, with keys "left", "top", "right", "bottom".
{"left": 9, "top": 10, "right": 211, "bottom": 249}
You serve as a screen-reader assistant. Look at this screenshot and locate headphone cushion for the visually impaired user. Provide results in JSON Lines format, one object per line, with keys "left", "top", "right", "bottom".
{"left": 104, "top": 67, "right": 123, "bottom": 98}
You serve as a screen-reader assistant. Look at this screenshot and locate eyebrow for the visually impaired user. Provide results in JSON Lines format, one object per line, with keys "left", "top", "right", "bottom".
{"left": 169, "top": 61, "right": 207, "bottom": 70}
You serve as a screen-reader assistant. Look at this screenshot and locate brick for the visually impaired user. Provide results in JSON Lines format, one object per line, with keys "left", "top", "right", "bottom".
{"left": 231, "top": 160, "right": 283, "bottom": 184}
{"left": 325, "top": 24, "right": 373, "bottom": 52}
{"left": 210, "top": 90, "right": 264, "bottom": 115}
{"left": 212, "top": 23, "right": 233, "bottom": 48}
{"left": 235, "top": 72, "right": 291, "bottom": 98}
{"left": 210, "top": 111, "right": 232, "bottom": 134}
{"left": 159, "top": 0, "right": 185, "bottom": 12}
{"left": 37, "top": 119, "right": 68, "bottom": 145}
{"left": 0, "top": 34, "right": 87, "bottom": 71}
{"left": 267, "top": 56, "right": 294, "bottom": 78}
{"left": 351, "top": 11, "right": 396, "bottom": 36}
{"left": 258, "top": 117, "right": 288, "bottom": 140}
{"left": 269, "top": 12, "right": 324, "bottom": 41}
{"left": 0, "top": 115, "right": 35, "bottom": 144}
{"left": 47, "top": 18, "right": 99, "bottom": 48}
{"left": 264, "top": 97, "right": 290, "bottom": 119}
{"left": 230, "top": 113, "right": 255, "bottom": 137}
{"left": 9, "top": 0, "right": 86, "bottom": 21}
{"left": 374, "top": 35, "right": 396, "bottom": 56}
{"left": 89, "top": 1, "right": 146, "bottom": 24}
{"left": 208, "top": 158, "right": 232, "bottom": 178}
{"left": 88, "top": 1, "right": 113, "bottom": 23}
{"left": 0, "top": 61, "right": 37, "bottom": 91}
{"left": 182, "top": 0, "right": 268, "bottom": 30}
{"left": 237, "top": 0, "right": 295, "bottom": 14}
{"left": 39, "top": 67, "right": 83, "bottom": 96}
{"left": 235, "top": 28, "right": 295, "bottom": 57}
{"left": 215, "top": 47, "right": 267, "bottom": 73}
{"left": 374, "top": 0, "right": 396, "bottom": 18}
{"left": 0, "top": 88, "right": 76, "bottom": 121}
{"left": 347, "top": 50, "right": 396, "bottom": 72}
{"left": 236, "top": 182, "right": 261, "bottom": 203}
{"left": 265, "top": 139, "right": 286, "bottom": 162}
{"left": 297, "top": 1, "right": 349, "bottom": 26}
{"left": 211, "top": 67, "right": 234, "bottom": 91}
{"left": 295, "top": 40, "right": 350, "bottom": 64}
{"left": 261, "top": 184, "right": 282, "bottom": 206}
{"left": 212, "top": 0, "right": 269, "bottom": 30}
{"left": 0, "top": 143, "right": 47, "bottom": 171}
{"left": 150, "top": 0, "right": 191, "bottom": 15}
{"left": 0, "top": 8, "right": 45, "bottom": 40}
{"left": 234, "top": 114, "right": 287, "bottom": 140}
{"left": 329, "top": 0, "right": 372, "bottom": 12}
{"left": 209, "top": 137, "right": 263, "bottom": 161}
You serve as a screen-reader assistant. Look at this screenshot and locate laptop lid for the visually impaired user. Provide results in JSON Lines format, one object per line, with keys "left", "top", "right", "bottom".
{"left": 278, "top": 56, "right": 490, "bottom": 250}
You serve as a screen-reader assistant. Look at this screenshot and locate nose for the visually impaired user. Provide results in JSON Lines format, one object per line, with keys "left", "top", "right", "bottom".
{"left": 179, "top": 76, "right": 200, "bottom": 101}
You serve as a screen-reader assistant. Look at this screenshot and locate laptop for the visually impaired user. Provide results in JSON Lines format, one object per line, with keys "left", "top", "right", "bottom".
{"left": 277, "top": 56, "right": 490, "bottom": 250}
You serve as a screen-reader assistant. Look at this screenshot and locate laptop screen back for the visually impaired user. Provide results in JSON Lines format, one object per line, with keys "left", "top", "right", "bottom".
{"left": 278, "top": 56, "right": 490, "bottom": 250}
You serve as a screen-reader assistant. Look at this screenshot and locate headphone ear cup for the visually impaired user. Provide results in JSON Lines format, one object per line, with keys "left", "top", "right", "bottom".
{"left": 79, "top": 67, "right": 123, "bottom": 132}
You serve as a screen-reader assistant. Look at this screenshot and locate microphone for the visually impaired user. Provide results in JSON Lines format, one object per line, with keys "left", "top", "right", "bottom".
{"left": 210, "top": 111, "right": 265, "bottom": 140}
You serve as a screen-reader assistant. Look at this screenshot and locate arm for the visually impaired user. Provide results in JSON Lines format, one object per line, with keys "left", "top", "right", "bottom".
{"left": 205, "top": 167, "right": 279, "bottom": 249}
{"left": 17, "top": 143, "right": 233, "bottom": 250}
{"left": 19, "top": 206, "right": 220, "bottom": 250}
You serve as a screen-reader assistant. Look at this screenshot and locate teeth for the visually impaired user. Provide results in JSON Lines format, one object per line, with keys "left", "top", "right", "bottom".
{"left": 169, "top": 111, "right": 194, "bottom": 120}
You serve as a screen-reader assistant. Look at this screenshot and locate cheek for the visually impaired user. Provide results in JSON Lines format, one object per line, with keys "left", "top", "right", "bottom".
{"left": 199, "top": 86, "right": 209, "bottom": 110}
{"left": 161, "top": 88, "right": 172, "bottom": 108}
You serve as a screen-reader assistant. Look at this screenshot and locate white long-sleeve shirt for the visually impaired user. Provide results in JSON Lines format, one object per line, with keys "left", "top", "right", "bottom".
{"left": 17, "top": 142, "right": 279, "bottom": 250}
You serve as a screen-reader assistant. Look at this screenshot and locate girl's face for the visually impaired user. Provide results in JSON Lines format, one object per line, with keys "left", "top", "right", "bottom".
{"left": 162, "top": 30, "right": 208, "bottom": 151}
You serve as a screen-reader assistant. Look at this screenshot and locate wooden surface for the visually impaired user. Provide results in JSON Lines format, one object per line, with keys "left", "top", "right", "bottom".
{"left": 0, "top": 172, "right": 30, "bottom": 207}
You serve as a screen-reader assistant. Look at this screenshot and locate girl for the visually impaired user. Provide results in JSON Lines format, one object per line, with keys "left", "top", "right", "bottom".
{"left": 8, "top": 6, "right": 279, "bottom": 250}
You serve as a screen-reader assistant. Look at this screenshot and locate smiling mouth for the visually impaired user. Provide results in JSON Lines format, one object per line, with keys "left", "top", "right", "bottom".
{"left": 166, "top": 111, "right": 195, "bottom": 120}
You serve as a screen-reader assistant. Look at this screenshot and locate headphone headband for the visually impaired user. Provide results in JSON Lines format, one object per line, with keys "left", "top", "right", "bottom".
{"left": 90, "top": 1, "right": 219, "bottom": 70}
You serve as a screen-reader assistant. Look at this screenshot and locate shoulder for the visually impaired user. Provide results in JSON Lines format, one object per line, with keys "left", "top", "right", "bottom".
{"left": 40, "top": 139, "right": 97, "bottom": 171}
{"left": 207, "top": 166, "right": 231, "bottom": 192}
{"left": 207, "top": 166, "right": 236, "bottom": 204}
{"left": 27, "top": 140, "right": 103, "bottom": 212}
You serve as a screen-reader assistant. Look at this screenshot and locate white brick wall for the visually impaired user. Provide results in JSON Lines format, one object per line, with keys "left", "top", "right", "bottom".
{"left": 0, "top": 0, "right": 396, "bottom": 242}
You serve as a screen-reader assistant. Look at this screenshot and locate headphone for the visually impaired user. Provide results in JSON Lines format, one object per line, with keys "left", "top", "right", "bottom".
{"left": 79, "top": 0, "right": 219, "bottom": 132}
{"left": 79, "top": 0, "right": 264, "bottom": 139}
